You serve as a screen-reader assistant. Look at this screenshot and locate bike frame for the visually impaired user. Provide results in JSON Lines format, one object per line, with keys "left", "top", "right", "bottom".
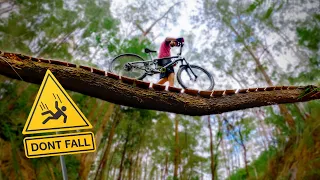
{"left": 127, "top": 44, "right": 198, "bottom": 79}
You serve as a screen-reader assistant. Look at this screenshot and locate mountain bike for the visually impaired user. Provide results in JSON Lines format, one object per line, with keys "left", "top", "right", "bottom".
{"left": 109, "top": 42, "right": 215, "bottom": 91}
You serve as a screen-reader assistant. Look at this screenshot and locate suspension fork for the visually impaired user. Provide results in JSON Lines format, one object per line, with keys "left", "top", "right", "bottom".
{"left": 183, "top": 59, "right": 198, "bottom": 80}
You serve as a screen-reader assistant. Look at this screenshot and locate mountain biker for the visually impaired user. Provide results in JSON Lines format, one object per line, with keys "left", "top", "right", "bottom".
{"left": 157, "top": 37, "right": 184, "bottom": 87}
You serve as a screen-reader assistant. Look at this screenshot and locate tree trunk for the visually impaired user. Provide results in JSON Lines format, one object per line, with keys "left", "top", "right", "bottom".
{"left": 131, "top": 142, "right": 142, "bottom": 180}
{"left": 208, "top": 116, "right": 216, "bottom": 180}
{"left": 136, "top": 2, "right": 181, "bottom": 38}
{"left": 164, "top": 153, "right": 168, "bottom": 180}
{"left": 0, "top": 3, "right": 16, "bottom": 16}
{"left": 81, "top": 103, "right": 114, "bottom": 179}
{"left": 255, "top": 109, "right": 272, "bottom": 148}
{"left": 293, "top": 103, "right": 307, "bottom": 122}
{"left": 107, "top": 144, "right": 122, "bottom": 180}
{"left": 174, "top": 116, "right": 179, "bottom": 179}
{"left": 212, "top": 115, "right": 223, "bottom": 177}
{"left": 227, "top": 23, "right": 296, "bottom": 129}
{"left": 221, "top": 138, "right": 230, "bottom": 178}
{"left": 112, "top": 167, "right": 117, "bottom": 180}
{"left": 143, "top": 159, "right": 148, "bottom": 180}
{"left": 128, "top": 153, "right": 133, "bottom": 180}
{"left": 253, "top": 165, "right": 259, "bottom": 179}
{"left": 255, "top": 113, "right": 269, "bottom": 150}
{"left": 134, "top": 155, "right": 142, "bottom": 180}
{"left": 118, "top": 124, "right": 131, "bottom": 180}
{"left": 238, "top": 129, "right": 249, "bottom": 177}
{"left": 94, "top": 105, "right": 121, "bottom": 180}
{"left": 0, "top": 52, "right": 318, "bottom": 116}
{"left": 78, "top": 100, "right": 105, "bottom": 179}
{"left": 106, "top": 145, "right": 116, "bottom": 180}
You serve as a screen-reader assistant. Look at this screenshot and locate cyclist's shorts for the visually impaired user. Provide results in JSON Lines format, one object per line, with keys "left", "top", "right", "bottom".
{"left": 159, "top": 66, "right": 174, "bottom": 79}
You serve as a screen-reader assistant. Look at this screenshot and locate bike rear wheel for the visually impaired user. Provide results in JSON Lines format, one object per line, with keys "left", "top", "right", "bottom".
{"left": 177, "top": 65, "right": 215, "bottom": 91}
{"left": 109, "top": 54, "right": 146, "bottom": 80}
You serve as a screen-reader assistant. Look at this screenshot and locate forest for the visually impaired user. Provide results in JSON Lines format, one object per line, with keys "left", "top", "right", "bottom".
{"left": 0, "top": 0, "right": 319, "bottom": 180}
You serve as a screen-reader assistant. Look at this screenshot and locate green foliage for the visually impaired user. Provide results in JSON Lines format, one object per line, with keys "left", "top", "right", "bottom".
{"left": 64, "top": 155, "right": 80, "bottom": 180}
{"left": 263, "top": 7, "right": 273, "bottom": 20}
{"left": 0, "top": 0, "right": 121, "bottom": 62}
{"left": 1, "top": 0, "right": 319, "bottom": 179}
{"left": 229, "top": 146, "right": 277, "bottom": 179}
{"left": 115, "top": 37, "right": 153, "bottom": 59}
{"left": 297, "top": 27, "right": 320, "bottom": 51}
{"left": 265, "top": 107, "right": 290, "bottom": 135}
{"left": 296, "top": 14, "right": 320, "bottom": 51}
{"left": 289, "top": 13, "right": 320, "bottom": 84}
{"left": 297, "top": 86, "right": 320, "bottom": 100}
{"left": 2, "top": 121, "right": 23, "bottom": 178}
{"left": 245, "top": 0, "right": 264, "bottom": 13}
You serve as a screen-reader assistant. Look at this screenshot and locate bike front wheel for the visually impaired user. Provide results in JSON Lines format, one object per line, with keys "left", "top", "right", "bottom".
{"left": 109, "top": 54, "right": 146, "bottom": 80}
{"left": 177, "top": 65, "right": 215, "bottom": 91}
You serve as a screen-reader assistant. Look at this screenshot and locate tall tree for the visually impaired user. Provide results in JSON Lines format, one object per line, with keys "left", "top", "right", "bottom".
{"left": 172, "top": 115, "right": 180, "bottom": 179}
{"left": 112, "top": 0, "right": 182, "bottom": 40}
{"left": 195, "top": 0, "right": 297, "bottom": 129}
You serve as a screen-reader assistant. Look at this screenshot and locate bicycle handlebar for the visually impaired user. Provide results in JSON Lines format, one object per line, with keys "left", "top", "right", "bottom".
{"left": 177, "top": 42, "right": 184, "bottom": 55}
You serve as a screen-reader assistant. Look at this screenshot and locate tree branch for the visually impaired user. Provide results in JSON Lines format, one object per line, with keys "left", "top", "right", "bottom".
{"left": 136, "top": 2, "right": 181, "bottom": 37}
{"left": 0, "top": 51, "right": 319, "bottom": 116}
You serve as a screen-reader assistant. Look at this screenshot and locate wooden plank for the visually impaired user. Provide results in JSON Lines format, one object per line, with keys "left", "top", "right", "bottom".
{"left": 92, "top": 68, "right": 105, "bottom": 76}
{"left": 184, "top": 88, "right": 199, "bottom": 96}
{"left": 121, "top": 76, "right": 135, "bottom": 84}
{"left": 50, "top": 60, "right": 68, "bottom": 66}
{"left": 135, "top": 80, "right": 150, "bottom": 89}
{"left": 238, "top": 89, "right": 248, "bottom": 93}
{"left": 80, "top": 65, "right": 92, "bottom": 72}
{"left": 68, "top": 63, "right": 77, "bottom": 67}
{"left": 265, "top": 86, "right": 275, "bottom": 91}
{"left": 168, "top": 86, "right": 182, "bottom": 93}
{"left": 212, "top": 90, "right": 224, "bottom": 97}
{"left": 152, "top": 83, "right": 166, "bottom": 91}
{"left": 16, "top": 54, "right": 28, "bottom": 60}
{"left": 199, "top": 90, "right": 212, "bottom": 98}
{"left": 225, "top": 89, "right": 236, "bottom": 95}
{"left": 106, "top": 72, "right": 120, "bottom": 80}
{"left": 39, "top": 58, "right": 50, "bottom": 63}
{"left": 274, "top": 86, "right": 282, "bottom": 90}
{"left": 288, "top": 86, "right": 298, "bottom": 90}
{"left": 248, "top": 88, "right": 257, "bottom": 92}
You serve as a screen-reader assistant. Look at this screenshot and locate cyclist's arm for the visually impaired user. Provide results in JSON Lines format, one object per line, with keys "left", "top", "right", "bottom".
{"left": 165, "top": 37, "right": 178, "bottom": 42}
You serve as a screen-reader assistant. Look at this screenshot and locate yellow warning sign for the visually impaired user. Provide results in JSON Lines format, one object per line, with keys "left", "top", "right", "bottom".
{"left": 22, "top": 70, "right": 92, "bottom": 134}
{"left": 24, "top": 132, "right": 96, "bottom": 158}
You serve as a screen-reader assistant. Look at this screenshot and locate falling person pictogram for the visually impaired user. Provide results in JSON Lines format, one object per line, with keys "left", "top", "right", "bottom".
{"left": 41, "top": 100, "right": 67, "bottom": 124}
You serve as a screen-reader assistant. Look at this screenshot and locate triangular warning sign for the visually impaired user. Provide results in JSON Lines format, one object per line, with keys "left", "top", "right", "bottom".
{"left": 23, "top": 70, "right": 92, "bottom": 134}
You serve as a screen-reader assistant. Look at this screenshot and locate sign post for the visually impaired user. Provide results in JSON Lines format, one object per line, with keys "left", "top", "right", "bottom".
{"left": 22, "top": 70, "right": 96, "bottom": 179}
{"left": 60, "top": 155, "right": 68, "bottom": 180}
{"left": 58, "top": 130, "right": 68, "bottom": 180}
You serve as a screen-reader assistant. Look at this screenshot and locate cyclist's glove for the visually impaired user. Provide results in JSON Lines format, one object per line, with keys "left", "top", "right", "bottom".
{"left": 176, "top": 37, "right": 184, "bottom": 43}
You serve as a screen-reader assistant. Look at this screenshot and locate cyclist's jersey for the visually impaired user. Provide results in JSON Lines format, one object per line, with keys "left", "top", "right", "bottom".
{"left": 158, "top": 40, "right": 171, "bottom": 67}
{"left": 158, "top": 41, "right": 171, "bottom": 58}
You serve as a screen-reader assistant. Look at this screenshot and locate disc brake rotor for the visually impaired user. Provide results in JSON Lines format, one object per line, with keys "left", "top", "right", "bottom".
{"left": 124, "top": 63, "right": 132, "bottom": 71}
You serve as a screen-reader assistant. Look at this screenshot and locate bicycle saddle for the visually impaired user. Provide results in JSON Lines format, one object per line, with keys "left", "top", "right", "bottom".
{"left": 144, "top": 48, "right": 157, "bottom": 53}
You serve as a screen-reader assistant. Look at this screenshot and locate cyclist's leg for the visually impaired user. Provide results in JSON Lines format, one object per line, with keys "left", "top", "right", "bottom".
{"left": 168, "top": 73, "right": 175, "bottom": 86}
{"left": 167, "top": 66, "right": 175, "bottom": 87}
{"left": 158, "top": 77, "right": 168, "bottom": 84}
{"left": 158, "top": 71, "right": 168, "bottom": 84}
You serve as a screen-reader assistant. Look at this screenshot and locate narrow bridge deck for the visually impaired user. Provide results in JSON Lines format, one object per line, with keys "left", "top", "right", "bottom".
{"left": 0, "top": 51, "right": 319, "bottom": 116}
